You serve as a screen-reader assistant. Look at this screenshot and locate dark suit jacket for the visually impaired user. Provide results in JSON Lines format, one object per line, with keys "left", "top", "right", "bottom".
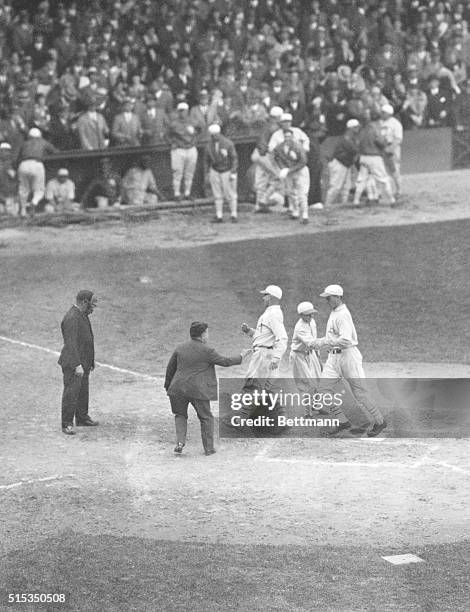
{"left": 164, "top": 339, "right": 242, "bottom": 401}
{"left": 58, "top": 306, "right": 95, "bottom": 371}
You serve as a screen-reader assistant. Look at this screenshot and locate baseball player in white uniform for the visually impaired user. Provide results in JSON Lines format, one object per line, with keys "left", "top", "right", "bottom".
{"left": 290, "top": 301, "right": 323, "bottom": 416}
{"left": 268, "top": 113, "right": 310, "bottom": 153}
{"left": 273, "top": 128, "right": 310, "bottom": 223}
{"left": 313, "top": 284, "right": 387, "bottom": 436}
{"left": 241, "top": 284, "right": 288, "bottom": 381}
{"left": 380, "top": 103, "right": 403, "bottom": 197}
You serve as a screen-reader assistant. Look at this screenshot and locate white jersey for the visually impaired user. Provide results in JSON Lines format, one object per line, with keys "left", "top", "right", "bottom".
{"left": 251, "top": 304, "right": 288, "bottom": 360}
{"left": 291, "top": 318, "right": 317, "bottom": 354}
{"left": 268, "top": 127, "right": 310, "bottom": 153}
{"left": 318, "top": 303, "right": 358, "bottom": 349}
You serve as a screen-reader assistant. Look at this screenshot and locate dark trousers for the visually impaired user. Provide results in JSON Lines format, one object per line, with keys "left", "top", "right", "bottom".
{"left": 61, "top": 367, "right": 90, "bottom": 427}
{"left": 169, "top": 393, "right": 214, "bottom": 452}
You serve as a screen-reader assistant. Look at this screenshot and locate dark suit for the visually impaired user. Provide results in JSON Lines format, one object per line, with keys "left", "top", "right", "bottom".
{"left": 164, "top": 338, "right": 242, "bottom": 452}
{"left": 58, "top": 305, "right": 95, "bottom": 427}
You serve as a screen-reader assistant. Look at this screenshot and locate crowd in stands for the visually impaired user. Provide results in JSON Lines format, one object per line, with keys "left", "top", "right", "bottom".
{"left": 1, "top": 0, "right": 470, "bottom": 162}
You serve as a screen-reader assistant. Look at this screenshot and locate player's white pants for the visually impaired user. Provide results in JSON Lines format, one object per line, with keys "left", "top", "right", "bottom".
{"left": 285, "top": 166, "right": 310, "bottom": 219}
{"left": 245, "top": 347, "right": 282, "bottom": 380}
{"left": 252, "top": 151, "right": 283, "bottom": 209}
{"left": 171, "top": 146, "right": 198, "bottom": 197}
{"left": 18, "top": 159, "right": 45, "bottom": 214}
{"left": 353, "top": 155, "right": 395, "bottom": 204}
{"left": 325, "top": 159, "right": 352, "bottom": 207}
{"left": 209, "top": 168, "right": 237, "bottom": 219}
{"left": 290, "top": 350, "right": 322, "bottom": 414}
{"left": 384, "top": 146, "right": 402, "bottom": 195}
{"left": 316, "top": 347, "right": 384, "bottom": 425}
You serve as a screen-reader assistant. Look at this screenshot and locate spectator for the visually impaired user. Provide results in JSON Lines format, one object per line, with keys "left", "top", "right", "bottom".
{"left": 401, "top": 83, "right": 428, "bottom": 129}
{"left": 44, "top": 168, "right": 79, "bottom": 213}
{"left": 189, "top": 89, "right": 219, "bottom": 138}
{"left": 426, "top": 76, "right": 452, "bottom": 127}
{"left": 140, "top": 96, "right": 169, "bottom": 145}
{"left": 120, "top": 156, "right": 161, "bottom": 207}
{"left": 77, "top": 101, "right": 109, "bottom": 150}
{"left": 168, "top": 101, "right": 198, "bottom": 202}
{"left": 111, "top": 98, "right": 142, "bottom": 147}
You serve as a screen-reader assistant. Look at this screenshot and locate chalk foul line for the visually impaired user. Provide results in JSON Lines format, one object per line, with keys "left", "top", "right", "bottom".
{"left": 0, "top": 334, "right": 164, "bottom": 381}
{"left": 0, "top": 473, "right": 77, "bottom": 490}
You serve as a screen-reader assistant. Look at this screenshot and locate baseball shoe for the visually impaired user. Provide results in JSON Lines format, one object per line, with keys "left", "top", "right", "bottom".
{"left": 76, "top": 417, "right": 99, "bottom": 426}
{"left": 350, "top": 423, "right": 371, "bottom": 434}
{"left": 62, "top": 425, "right": 75, "bottom": 435}
{"left": 314, "top": 409, "right": 330, "bottom": 416}
{"left": 184, "top": 194, "right": 195, "bottom": 202}
{"left": 367, "top": 419, "right": 388, "bottom": 437}
{"left": 174, "top": 195, "right": 183, "bottom": 203}
{"left": 174, "top": 443, "right": 185, "bottom": 454}
{"left": 230, "top": 216, "right": 238, "bottom": 223}
{"left": 311, "top": 202, "right": 324, "bottom": 210}
{"left": 300, "top": 218, "right": 309, "bottom": 225}
{"left": 210, "top": 216, "right": 223, "bottom": 223}
{"left": 327, "top": 421, "right": 352, "bottom": 436}
{"left": 205, "top": 449, "right": 216, "bottom": 456}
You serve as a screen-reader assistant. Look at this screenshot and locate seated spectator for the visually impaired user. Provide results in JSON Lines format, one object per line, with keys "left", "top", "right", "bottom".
{"left": 120, "top": 156, "right": 161, "bottom": 207}
{"left": 0, "top": 142, "right": 17, "bottom": 216}
{"left": 44, "top": 167, "right": 80, "bottom": 213}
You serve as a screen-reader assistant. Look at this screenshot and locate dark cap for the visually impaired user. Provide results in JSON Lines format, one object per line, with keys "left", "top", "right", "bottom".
{"left": 189, "top": 321, "right": 208, "bottom": 339}
{"left": 76, "top": 289, "right": 94, "bottom": 303}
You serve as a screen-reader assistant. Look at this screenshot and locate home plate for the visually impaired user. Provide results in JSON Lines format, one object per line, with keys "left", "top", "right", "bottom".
{"left": 382, "top": 554, "right": 424, "bottom": 565}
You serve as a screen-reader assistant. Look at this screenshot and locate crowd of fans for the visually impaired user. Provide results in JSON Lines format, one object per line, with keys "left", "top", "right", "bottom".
{"left": 1, "top": 0, "right": 470, "bottom": 159}
{"left": 1, "top": 0, "right": 470, "bottom": 214}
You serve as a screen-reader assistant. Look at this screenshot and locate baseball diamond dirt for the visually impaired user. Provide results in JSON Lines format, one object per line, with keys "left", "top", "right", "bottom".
{"left": 0, "top": 170, "right": 469, "bottom": 611}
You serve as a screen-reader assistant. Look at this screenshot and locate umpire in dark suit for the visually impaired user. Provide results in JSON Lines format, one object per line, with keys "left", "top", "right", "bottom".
{"left": 164, "top": 321, "right": 247, "bottom": 455}
{"left": 58, "top": 289, "right": 99, "bottom": 435}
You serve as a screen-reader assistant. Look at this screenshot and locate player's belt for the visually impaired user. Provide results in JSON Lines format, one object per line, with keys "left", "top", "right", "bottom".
{"left": 253, "top": 345, "right": 273, "bottom": 351}
{"left": 329, "top": 348, "right": 342, "bottom": 354}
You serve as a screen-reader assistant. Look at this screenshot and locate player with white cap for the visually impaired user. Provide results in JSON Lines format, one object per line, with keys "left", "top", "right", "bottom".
{"left": 241, "top": 284, "right": 288, "bottom": 380}
{"left": 324, "top": 118, "right": 361, "bottom": 222}
{"left": 168, "top": 101, "right": 198, "bottom": 202}
{"left": 268, "top": 112, "right": 310, "bottom": 153}
{"left": 204, "top": 124, "right": 238, "bottom": 223}
{"left": 17, "top": 126, "right": 58, "bottom": 216}
{"left": 380, "top": 103, "right": 403, "bottom": 198}
{"left": 312, "top": 284, "right": 387, "bottom": 436}
{"left": 290, "top": 301, "right": 323, "bottom": 416}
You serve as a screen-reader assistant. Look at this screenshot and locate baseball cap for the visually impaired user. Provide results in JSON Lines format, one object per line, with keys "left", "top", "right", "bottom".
{"left": 346, "top": 118, "right": 360, "bottom": 128}
{"left": 320, "top": 284, "right": 343, "bottom": 298}
{"left": 297, "top": 301, "right": 317, "bottom": 315}
{"left": 177, "top": 102, "right": 189, "bottom": 111}
{"left": 270, "top": 106, "right": 283, "bottom": 118}
{"left": 28, "top": 128, "right": 42, "bottom": 138}
{"left": 381, "top": 104, "right": 394, "bottom": 115}
{"left": 208, "top": 123, "right": 221, "bottom": 135}
{"left": 260, "top": 285, "right": 283, "bottom": 299}
{"left": 58, "top": 168, "right": 69, "bottom": 177}
{"left": 280, "top": 112, "right": 293, "bottom": 122}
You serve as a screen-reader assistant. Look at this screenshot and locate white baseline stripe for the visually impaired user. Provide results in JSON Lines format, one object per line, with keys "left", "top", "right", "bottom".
{"left": 0, "top": 335, "right": 164, "bottom": 381}
{"left": 0, "top": 473, "right": 77, "bottom": 490}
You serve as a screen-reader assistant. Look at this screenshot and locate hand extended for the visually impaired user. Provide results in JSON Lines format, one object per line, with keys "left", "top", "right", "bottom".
{"left": 279, "top": 167, "right": 289, "bottom": 180}
{"left": 240, "top": 348, "right": 252, "bottom": 359}
{"left": 241, "top": 323, "right": 251, "bottom": 334}
{"left": 75, "top": 364, "right": 85, "bottom": 376}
